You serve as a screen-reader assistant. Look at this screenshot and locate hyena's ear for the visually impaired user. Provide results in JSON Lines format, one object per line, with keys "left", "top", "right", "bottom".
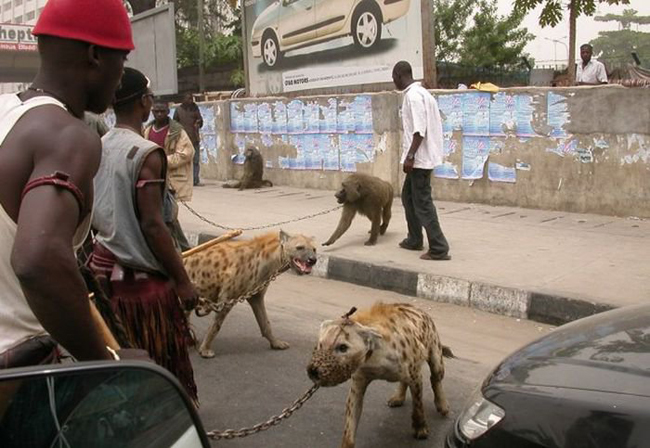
{"left": 357, "top": 323, "right": 383, "bottom": 351}
{"left": 280, "top": 230, "right": 290, "bottom": 243}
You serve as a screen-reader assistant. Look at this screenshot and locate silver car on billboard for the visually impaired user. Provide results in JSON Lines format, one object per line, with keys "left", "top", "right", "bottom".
{"left": 250, "top": 0, "right": 412, "bottom": 68}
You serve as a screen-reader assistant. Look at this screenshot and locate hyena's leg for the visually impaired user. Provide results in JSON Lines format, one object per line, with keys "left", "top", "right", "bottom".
{"left": 428, "top": 342, "right": 450, "bottom": 416}
{"left": 198, "top": 300, "right": 236, "bottom": 358}
{"left": 247, "top": 289, "right": 289, "bottom": 350}
{"left": 408, "top": 367, "right": 429, "bottom": 439}
{"left": 341, "top": 374, "right": 370, "bottom": 448}
{"left": 387, "top": 382, "right": 408, "bottom": 407}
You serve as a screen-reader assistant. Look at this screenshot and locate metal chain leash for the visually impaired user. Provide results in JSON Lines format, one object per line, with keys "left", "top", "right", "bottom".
{"left": 206, "top": 384, "right": 320, "bottom": 440}
{"left": 180, "top": 201, "right": 342, "bottom": 232}
{"left": 193, "top": 261, "right": 290, "bottom": 317}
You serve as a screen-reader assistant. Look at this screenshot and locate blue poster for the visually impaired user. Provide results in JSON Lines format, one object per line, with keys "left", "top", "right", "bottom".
{"left": 515, "top": 95, "right": 535, "bottom": 137}
{"left": 257, "top": 102, "right": 273, "bottom": 134}
{"left": 547, "top": 92, "right": 569, "bottom": 139}
{"left": 488, "top": 163, "right": 516, "bottom": 183}
{"left": 243, "top": 103, "right": 258, "bottom": 133}
{"left": 437, "top": 94, "right": 463, "bottom": 133}
{"left": 434, "top": 162, "right": 459, "bottom": 179}
{"left": 230, "top": 102, "right": 244, "bottom": 133}
{"left": 320, "top": 98, "right": 338, "bottom": 133}
{"left": 287, "top": 100, "right": 304, "bottom": 134}
{"left": 461, "top": 136, "right": 490, "bottom": 180}
{"left": 352, "top": 95, "right": 373, "bottom": 134}
{"left": 272, "top": 101, "right": 287, "bottom": 134}
{"left": 462, "top": 92, "right": 490, "bottom": 136}
{"left": 443, "top": 136, "right": 458, "bottom": 155}
{"left": 303, "top": 101, "right": 320, "bottom": 134}
{"left": 489, "top": 92, "right": 516, "bottom": 136}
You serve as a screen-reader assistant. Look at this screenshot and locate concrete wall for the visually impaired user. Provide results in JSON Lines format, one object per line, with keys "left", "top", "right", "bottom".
{"left": 196, "top": 85, "right": 650, "bottom": 218}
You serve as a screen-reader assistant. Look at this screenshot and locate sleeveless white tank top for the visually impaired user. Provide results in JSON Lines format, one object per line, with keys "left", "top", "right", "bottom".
{"left": 0, "top": 93, "right": 91, "bottom": 354}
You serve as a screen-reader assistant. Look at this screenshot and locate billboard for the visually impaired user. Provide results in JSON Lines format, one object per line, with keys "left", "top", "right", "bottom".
{"left": 243, "top": 0, "right": 423, "bottom": 96}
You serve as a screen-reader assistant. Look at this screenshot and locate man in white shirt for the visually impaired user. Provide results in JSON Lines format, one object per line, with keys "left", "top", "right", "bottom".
{"left": 576, "top": 44, "right": 608, "bottom": 85}
{"left": 392, "top": 61, "right": 450, "bottom": 261}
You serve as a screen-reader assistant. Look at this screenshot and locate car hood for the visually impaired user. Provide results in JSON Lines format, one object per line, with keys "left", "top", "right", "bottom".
{"left": 486, "top": 304, "right": 650, "bottom": 397}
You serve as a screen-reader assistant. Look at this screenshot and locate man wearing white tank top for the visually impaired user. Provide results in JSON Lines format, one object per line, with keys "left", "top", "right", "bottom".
{"left": 0, "top": 0, "right": 137, "bottom": 367}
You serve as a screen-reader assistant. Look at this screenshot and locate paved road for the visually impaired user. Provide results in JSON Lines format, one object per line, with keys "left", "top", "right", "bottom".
{"left": 190, "top": 275, "right": 554, "bottom": 447}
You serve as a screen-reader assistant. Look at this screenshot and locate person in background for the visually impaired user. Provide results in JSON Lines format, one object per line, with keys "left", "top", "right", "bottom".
{"left": 174, "top": 93, "right": 204, "bottom": 186}
{"left": 392, "top": 60, "right": 451, "bottom": 261}
{"left": 576, "top": 44, "right": 608, "bottom": 86}
{"left": 89, "top": 68, "right": 199, "bottom": 403}
{"left": 144, "top": 100, "right": 194, "bottom": 251}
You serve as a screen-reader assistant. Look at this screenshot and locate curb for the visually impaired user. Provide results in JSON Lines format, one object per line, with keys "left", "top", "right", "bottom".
{"left": 193, "top": 232, "right": 615, "bottom": 327}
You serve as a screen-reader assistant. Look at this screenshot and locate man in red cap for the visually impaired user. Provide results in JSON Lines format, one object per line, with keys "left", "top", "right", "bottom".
{"left": 0, "top": 0, "right": 137, "bottom": 367}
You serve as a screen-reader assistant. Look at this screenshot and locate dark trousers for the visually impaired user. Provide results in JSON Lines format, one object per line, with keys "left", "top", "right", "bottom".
{"left": 401, "top": 168, "right": 449, "bottom": 256}
{"left": 192, "top": 140, "right": 201, "bottom": 185}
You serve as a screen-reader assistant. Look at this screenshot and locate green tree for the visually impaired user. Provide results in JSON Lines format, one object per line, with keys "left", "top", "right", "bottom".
{"left": 432, "top": 0, "right": 474, "bottom": 62}
{"left": 513, "top": 0, "right": 631, "bottom": 82}
{"left": 459, "top": 0, "right": 533, "bottom": 68}
{"left": 591, "top": 9, "right": 650, "bottom": 69}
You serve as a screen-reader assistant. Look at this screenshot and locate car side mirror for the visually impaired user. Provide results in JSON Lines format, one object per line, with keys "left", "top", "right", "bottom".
{"left": 0, "top": 361, "right": 209, "bottom": 448}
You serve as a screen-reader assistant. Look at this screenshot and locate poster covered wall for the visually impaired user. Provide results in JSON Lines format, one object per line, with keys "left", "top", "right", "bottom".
{"left": 243, "top": 0, "right": 423, "bottom": 96}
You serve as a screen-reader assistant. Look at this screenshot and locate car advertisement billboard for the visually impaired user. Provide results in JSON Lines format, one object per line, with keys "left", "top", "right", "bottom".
{"left": 243, "top": 0, "right": 423, "bottom": 95}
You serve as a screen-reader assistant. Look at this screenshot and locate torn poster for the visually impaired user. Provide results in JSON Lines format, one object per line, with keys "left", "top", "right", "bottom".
{"left": 488, "top": 163, "right": 516, "bottom": 183}
{"left": 461, "top": 136, "right": 490, "bottom": 180}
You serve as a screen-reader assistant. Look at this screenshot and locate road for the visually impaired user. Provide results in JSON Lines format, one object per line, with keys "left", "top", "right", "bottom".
{"left": 189, "top": 274, "right": 554, "bottom": 448}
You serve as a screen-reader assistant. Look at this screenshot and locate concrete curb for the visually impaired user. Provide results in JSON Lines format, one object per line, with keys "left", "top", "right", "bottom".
{"left": 192, "top": 232, "right": 615, "bottom": 327}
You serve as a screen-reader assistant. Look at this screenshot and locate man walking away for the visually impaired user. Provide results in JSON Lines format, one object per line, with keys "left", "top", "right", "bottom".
{"left": 145, "top": 100, "right": 195, "bottom": 251}
{"left": 392, "top": 61, "right": 451, "bottom": 261}
{"left": 576, "top": 44, "right": 608, "bottom": 86}
{"left": 0, "top": 0, "right": 136, "bottom": 368}
{"left": 174, "top": 93, "right": 204, "bottom": 186}
{"left": 90, "top": 68, "right": 199, "bottom": 403}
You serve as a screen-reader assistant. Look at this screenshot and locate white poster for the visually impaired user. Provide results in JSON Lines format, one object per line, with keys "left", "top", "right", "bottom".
{"left": 244, "top": 0, "right": 423, "bottom": 95}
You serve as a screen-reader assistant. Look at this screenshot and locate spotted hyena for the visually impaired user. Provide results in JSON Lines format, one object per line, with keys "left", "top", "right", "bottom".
{"left": 185, "top": 230, "right": 317, "bottom": 358}
{"left": 307, "top": 303, "right": 452, "bottom": 448}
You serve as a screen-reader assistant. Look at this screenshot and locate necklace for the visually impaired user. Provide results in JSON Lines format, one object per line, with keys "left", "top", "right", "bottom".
{"left": 26, "top": 86, "right": 81, "bottom": 118}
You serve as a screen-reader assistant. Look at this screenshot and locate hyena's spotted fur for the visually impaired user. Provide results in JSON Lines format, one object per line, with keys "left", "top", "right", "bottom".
{"left": 185, "top": 230, "right": 317, "bottom": 358}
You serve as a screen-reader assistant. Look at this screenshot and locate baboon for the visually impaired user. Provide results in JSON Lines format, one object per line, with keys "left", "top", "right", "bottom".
{"left": 223, "top": 147, "right": 273, "bottom": 190}
{"left": 322, "top": 173, "right": 393, "bottom": 247}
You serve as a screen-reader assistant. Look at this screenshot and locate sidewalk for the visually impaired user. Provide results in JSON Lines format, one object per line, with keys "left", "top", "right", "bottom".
{"left": 179, "top": 181, "right": 649, "bottom": 326}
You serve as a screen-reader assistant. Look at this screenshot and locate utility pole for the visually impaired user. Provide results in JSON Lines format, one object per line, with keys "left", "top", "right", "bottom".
{"left": 420, "top": 0, "right": 437, "bottom": 88}
{"left": 197, "top": 0, "right": 205, "bottom": 93}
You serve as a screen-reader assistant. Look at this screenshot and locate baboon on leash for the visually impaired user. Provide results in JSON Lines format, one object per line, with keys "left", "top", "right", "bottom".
{"left": 223, "top": 147, "right": 273, "bottom": 190}
{"left": 323, "top": 173, "right": 393, "bottom": 246}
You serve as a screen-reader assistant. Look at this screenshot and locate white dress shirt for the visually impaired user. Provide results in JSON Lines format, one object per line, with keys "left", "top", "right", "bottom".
{"left": 576, "top": 59, "right": 608, "bottom": 84}
{"left": 400, "top": 82, "right": 444, "bottom": 169}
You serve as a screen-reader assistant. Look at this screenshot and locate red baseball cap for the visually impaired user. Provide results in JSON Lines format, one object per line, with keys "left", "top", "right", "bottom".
{"left": 33, "top": 0, "right": 134, "bottom": 51}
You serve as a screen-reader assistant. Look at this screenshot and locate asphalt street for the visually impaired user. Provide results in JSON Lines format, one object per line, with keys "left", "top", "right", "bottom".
{"left": 188, "top": 274, "right": 554, "bottom": 448}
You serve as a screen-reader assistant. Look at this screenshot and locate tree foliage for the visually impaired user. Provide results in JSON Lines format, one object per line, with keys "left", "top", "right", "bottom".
{"left": 432, "top": 0, "right": 474, "bottom": 62}
{"left": 459, "top": 0, "right": 533, "bottom": 68}
{"left": 513, "top": 0, "right": 630, "bottom": 27}
{"left": 512, "top": 0, "right": 630, "bottom": 81}
{"left": 433, "top": 0, "right": 533, "bottom": 68}
{"left": 590, "top": 9, "right": 650, "bottom": 68}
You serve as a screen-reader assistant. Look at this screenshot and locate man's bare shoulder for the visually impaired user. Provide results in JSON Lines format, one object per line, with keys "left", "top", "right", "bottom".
{"left": 17, "top": 105, "right": 102, "bottom": 162}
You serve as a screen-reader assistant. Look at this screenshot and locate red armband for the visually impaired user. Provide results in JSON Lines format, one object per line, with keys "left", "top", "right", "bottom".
{"left": 21, "top": 171, "right": 86, "bottom": 214}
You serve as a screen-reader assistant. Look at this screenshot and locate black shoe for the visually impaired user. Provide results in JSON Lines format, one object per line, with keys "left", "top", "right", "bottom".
{"left": 420, "top": 252, "right": 451, "bottom": 261}
{"left": 399, "top": 239, "right": 423, "bottom": 251}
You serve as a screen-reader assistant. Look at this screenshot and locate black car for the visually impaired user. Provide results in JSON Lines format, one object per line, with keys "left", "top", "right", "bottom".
{"left": 447, "top": 304, "right": 650, "bottom": 448}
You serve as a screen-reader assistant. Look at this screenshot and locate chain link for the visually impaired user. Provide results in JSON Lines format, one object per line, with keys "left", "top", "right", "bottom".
{"left": 205, "top": 384, "right": 320, "bottom": 440}
{"left": 193, "top": 261, "right": 289, "bottom": 317}
{"left": 180, "top": 201, "right": 342, "bottom": 231}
